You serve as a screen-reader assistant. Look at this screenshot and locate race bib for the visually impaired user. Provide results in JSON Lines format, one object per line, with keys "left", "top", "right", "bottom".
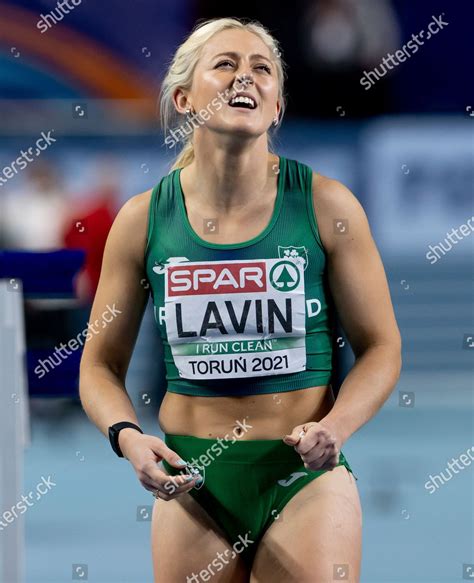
{"left": 164, "top": 258, "right": 306, "bottom": 380}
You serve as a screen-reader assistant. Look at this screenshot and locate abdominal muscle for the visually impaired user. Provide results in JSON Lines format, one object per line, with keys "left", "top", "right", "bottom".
{"left": 158, "top": 385, "right": 336, "bottom": 440}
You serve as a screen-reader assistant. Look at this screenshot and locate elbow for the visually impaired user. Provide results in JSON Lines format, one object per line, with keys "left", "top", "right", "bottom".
{"left": 355, "top": 336, "right": 403, "bottom": 378}
{"left": 78, "top": 357, "right": 126, "bottom": 407}
{"left": 80, "top": 344, "right": 127, "bottom": 383}
{"left": 394, "top": 331, "right": 403, "bottom": 378}
{"left": 394, "top": 347, "right": 403, "bottom": 381}
{"left": 384, "top": 340, "right": 403, "bottom": 382}
{"left": 387, "top": 329, "right": 402, "bottom": 378}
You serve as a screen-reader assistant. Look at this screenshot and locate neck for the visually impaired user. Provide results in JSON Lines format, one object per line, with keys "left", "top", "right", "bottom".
{"left": 181, "top": 134, "right": 278, "bottom": 213}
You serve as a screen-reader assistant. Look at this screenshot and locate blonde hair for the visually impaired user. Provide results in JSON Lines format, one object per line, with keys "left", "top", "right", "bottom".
{"left": 160, "top": 17, "right": 287, "bottom": 172}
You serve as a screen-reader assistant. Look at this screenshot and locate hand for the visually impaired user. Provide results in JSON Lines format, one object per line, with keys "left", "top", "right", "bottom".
{"left": 119, "top": 430, "right": 201, "bottom": 500}
{"left": 283, "top": 421, "right": 341, "bottom": 472}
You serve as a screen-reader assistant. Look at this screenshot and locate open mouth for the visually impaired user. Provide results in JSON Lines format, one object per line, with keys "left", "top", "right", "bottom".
{"left": 228, "top": 95, "right": 257, "bottom": 110}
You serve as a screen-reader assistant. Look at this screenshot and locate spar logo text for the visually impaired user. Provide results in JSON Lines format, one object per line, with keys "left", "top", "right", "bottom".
{"left": 166, "top": 261, "right": 267, "bottom": 296}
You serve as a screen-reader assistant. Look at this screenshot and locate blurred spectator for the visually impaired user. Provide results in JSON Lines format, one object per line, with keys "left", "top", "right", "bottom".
{"left": 304, "top": 0, "right": 400, "bottom": 69}
{"left": 62, "top": 161, "right": 119, "bottom": 304}
{"left": 0, "top": 160, "right": 69, "bottom": 250}
{"left": 301, "top": 0, "right": 400, "bottom": 115}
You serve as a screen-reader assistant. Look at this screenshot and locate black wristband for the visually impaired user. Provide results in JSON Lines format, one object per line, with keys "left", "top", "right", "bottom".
{"left": 108, "top": 422, "right": 143, "bottom": 458}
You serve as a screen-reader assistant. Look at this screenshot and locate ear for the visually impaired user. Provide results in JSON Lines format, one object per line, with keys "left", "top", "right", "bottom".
{"left": 275, "top": 99, "right": 282, "bottom": 119}
{"left": 173, "top": 87, "right": 191, "bottom": 115}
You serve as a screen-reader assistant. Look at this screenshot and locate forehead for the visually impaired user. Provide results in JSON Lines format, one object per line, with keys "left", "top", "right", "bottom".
{"left": 200, "top": 28, "right": 272, "bottom": 61}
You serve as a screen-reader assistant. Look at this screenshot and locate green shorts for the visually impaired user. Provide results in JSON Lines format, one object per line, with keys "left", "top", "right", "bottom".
{"left": 162, "top": 433, "right": 356, "bottom": 567}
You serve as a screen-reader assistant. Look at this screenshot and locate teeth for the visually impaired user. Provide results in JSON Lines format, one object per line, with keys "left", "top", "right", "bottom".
{"left": 230, "top": 95, "right": 256, "bottom": 108}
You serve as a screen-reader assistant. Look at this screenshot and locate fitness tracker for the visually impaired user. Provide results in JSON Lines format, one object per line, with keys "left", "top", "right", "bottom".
{"left": 108, "top": 421, "right": 143, "bottom": 458}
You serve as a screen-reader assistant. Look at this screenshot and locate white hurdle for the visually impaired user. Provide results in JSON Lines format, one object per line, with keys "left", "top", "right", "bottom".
{"left": 0, "top": 279, "right": 30, "bottom": 583}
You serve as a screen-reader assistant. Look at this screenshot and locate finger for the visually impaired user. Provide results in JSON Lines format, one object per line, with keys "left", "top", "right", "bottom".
{"left": 163, "top": 472, "right": 200, "bottom": 494}
{"left": 302, "top": 439, "right": 338, "bottom": 463}
{"left": 158, "top": 470, "right": 198, "bottom": 493}
{"left": 300, "top": 427, "right": 338, "bottom": 455}
{"left": 145, "top": 437, "right": 187, "bottom": 469}
{"left": 165, "top": 473, "right": 202, "bottom": 495}
{"left": 144, "top": 473, "right": 197, "bottom": 497}
{"left": 140, "top": 462, "right": 187, "bottom": 489}
{"left": 173, "top": 479, "right": 200, "bottom": 496}
{"left": 314, "top": 451, "right": 340, "bottom": 471}
{"left": 161, "top": 476, "right": 198, "bottom": 497}
{"left": 148, "top": 438, "right": 189, "bottom": 469}
{"left": 151, "top": 488, "right": 173, "bottom": 501}
{"left": 295, "top": 431, "right": 328, "bottom": 455}
{"left": 143, "top": 458, "right": 189, "bottom": 484}
{"left": 302, "top": 443, "right": 339, "bottom": 468}
{"left": 142, "top": 479, "right": 165, "bottom": 494}
{"left": 301, "top": 446, "right": 327, "bottom": 464}
{"left": 283, "top": 424, "right": 306, "bottom": 445}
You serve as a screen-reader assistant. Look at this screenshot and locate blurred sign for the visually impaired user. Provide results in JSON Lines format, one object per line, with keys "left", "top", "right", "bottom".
{"left": 363, "top": 118, "right": 473, "bottom": 255}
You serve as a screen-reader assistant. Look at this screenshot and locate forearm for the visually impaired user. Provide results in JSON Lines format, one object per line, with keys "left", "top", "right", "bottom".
{"left": 321, "top": 343, "right": 402, "bottom": 445}
{"left": 79, "top": 363, "right": 140, "bottom": 440}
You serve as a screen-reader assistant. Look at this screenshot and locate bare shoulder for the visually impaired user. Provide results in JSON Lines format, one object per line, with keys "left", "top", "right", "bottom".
{"left": 105, "top": 188, "right": 154, "bottom": 264}
{"left": 118, "top": 188, "right": 153, "bottom": 226}
{"left": 311, "top": 172, "right": 372, "bottom": 254}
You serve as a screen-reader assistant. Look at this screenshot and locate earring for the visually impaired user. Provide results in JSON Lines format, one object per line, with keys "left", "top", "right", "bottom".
{"left": 185, "top": 107, "right": 193, "bottom": 116}
{"left": 273, "top": 116, "right": 279, "bottom": 126}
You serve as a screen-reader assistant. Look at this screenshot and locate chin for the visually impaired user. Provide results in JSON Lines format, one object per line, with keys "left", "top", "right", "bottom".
{"left": 222, "top": 119, "right": 264, "bottom": 135}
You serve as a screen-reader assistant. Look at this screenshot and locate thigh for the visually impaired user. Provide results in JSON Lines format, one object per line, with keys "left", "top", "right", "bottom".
{"left": 250, "top": 465, "right": 362, "bottom": 583}
{"left": 151, "top": 492, "right": 249, "bottom": 583}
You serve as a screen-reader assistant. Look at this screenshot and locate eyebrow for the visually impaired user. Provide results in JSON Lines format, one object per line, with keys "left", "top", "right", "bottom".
{"left": 212, "top": 51, "right": 273, "bottom": 64}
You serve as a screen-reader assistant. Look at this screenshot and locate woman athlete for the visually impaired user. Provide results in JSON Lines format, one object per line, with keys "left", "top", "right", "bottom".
{"left": 79, "top": 17, "right": 402, "bottom": 583}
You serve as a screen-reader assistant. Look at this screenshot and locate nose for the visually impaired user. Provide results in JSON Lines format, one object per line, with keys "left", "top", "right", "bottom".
{"left": 235, "top": 71, "right": 254, "bottom": 90}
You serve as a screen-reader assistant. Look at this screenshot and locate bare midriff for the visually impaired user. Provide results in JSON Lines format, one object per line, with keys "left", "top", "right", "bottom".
{"left": 158, "top": 385, "right": 335, "bottom": 440}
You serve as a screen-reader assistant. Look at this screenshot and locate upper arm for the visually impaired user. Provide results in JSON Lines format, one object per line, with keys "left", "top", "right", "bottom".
{"left": 312, "top": 172, "right": 401, "bottom": 358}
{"left": 80, "top": 189, "right": 153, "bottom": 381}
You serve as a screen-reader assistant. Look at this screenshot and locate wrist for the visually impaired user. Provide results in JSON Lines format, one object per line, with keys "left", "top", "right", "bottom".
{"left": 318, "top": 415, "right": 348, "bottom": 447}
{"left": 118, "top": 427, "right": 142, "bottom": 454}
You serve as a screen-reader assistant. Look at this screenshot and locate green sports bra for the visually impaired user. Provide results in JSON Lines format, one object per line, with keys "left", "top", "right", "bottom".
{"left": 144, "top": 156, "right": 336, "bottom": 397}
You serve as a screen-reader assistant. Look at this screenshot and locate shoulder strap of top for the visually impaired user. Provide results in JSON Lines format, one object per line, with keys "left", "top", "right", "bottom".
{"left": 284, "top": 157, "right": 325, "bottom": 252}
{"left": 145, "top": 172, "right": 171, "bottom": 260}
{"left": 283, "top": 156, "right": 312, "bottom": 193}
